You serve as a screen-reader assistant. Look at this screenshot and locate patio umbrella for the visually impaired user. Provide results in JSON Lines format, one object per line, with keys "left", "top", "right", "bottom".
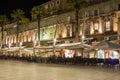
{"left": 92, "top": 40, "right": 120, "bottom": 50}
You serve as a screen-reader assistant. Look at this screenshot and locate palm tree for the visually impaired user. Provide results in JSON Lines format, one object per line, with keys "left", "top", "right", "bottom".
{"left": 67, "top": 0, "right": 88, "bottom": 58}
{"left": 31, "top": 5, "right": 45, "bottom": 46}
{"left": 67, "top": 0, "right": 88, "bottom": 42}
{"left": 11, "top": 9, "right": 28, "bottom": 47}
{"left": 0, "top": 15, "right": 8, "bottom": 48}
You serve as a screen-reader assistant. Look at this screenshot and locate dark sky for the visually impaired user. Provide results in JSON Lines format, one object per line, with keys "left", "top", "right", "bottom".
{"left": 0, "top": 0, "right": 50, "bottom": 19}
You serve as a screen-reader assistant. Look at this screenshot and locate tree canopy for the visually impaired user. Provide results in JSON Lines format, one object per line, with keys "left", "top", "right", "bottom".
{"left": 0, "top": 15, "right": 8, "bottom": 26}
{"left": 31, "top": 5, "right": 45, "bottom": 20}
{"left": 11, "top": 9, "right": 29, "bottom": 24}
{"left": 11, "top": 9, "right": 25, "bottom": 21}
{"left": 67, "top": 0, "right": 88, "bottom": 10}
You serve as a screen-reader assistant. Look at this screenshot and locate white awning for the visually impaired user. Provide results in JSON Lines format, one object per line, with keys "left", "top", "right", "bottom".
{"left": 55, "top": 42, "right": 91, "bottom": 49}
{"left": 35, "top": 46, "right": 53, "bottom": 49}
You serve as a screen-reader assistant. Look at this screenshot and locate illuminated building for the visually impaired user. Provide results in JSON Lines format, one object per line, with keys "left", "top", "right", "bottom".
{"left": 1, "top": 0, "right": 120, "bottom": 49}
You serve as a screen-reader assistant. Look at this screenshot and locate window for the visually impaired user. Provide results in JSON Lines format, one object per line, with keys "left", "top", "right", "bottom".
{"left": 85, "top": 11, "right": 89, "bottom": 17}
{"left": 67, "top": 16, "right": 71, "bottom": 22}
{"left": 105, "top": 21, "right": 110, "bottom": 31}
{"left": 94, "top": 23, "right": 99, "bottom": 30}
{"left": 45, "top": 4, "right": 48, "bottom": 10}
{"left": 93, "top": 9, "right": 99, "bottom": 16}
{"left": 105, "top": 5, "right": 110, "bottom": 12}
{"left": 56, "top": 0, "right": 60, "bottom": 6}
{"left": 110, "top": 36, "right": 117, "bottom": 41}
{"left": 50, "top": 2, "right": 54, "bottom": 9}
{"left": 118, "top": 4, "right": 120, "bottom": 10}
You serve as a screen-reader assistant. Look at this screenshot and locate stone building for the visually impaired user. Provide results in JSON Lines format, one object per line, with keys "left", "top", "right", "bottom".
{"left": 1, "top": 0, "right": 120, "bottom": 48}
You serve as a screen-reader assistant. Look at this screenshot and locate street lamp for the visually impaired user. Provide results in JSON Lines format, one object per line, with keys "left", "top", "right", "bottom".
{"left": 19, "top": 42, "right": 23, "bottom": 47}
{"left": 13, "top": 24, "right": 19, "bottom": 47}
{"left": 54, "top": 38, "right": 57, "bottom": 46}
{"left": 13, "top": 25, "right": 17, "bottom": 28}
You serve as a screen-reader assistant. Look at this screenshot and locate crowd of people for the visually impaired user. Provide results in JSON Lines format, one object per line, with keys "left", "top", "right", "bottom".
{"left": 0, "top": 52, "right": 119, "bottom": 70}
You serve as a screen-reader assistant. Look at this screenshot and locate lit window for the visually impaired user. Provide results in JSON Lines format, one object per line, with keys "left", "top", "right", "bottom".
{"left": 94, "top": 23, "right": 99, "bottom": 30}
{"left": 105, "top": 21, "right": 110, "bottom": 31}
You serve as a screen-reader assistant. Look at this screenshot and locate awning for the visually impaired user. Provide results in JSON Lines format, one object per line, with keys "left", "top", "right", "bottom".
{"left": 92, "top": 40, "right": 120, "bottom": 50}
{"left": 85, "top": 40, "right": 120, "bottom": 52}
{"left": 0, "top": 46, "right": 25, "bottom": 52}
{"left": 55, "top": 42, "right": 91, "bottom": 49}
{"left": 35, "top": 46, "right": 53, "bottom": 49}
{"left": 35, "top": 42, "right": 91, "bottom": 50}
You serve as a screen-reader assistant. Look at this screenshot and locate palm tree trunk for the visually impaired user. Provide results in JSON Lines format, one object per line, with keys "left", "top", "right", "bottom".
{"left": 75, "top": 7, "right": 79, "bottom": 42}
{"left": 37, "top": 15, "right": 40, "bottom": 46}
{"left": 53, "top": 25, "right": 57, "bottom": 55}
{"left": 1, "top": 25, "right": 4, "bottom": 48}
{"left": 16, "top": 20, "right": 19, "bottom": 47}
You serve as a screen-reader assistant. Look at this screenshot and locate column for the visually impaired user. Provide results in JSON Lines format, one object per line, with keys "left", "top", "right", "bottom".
{"left": 117, "top": 17, "right": 120, "bottom": 43}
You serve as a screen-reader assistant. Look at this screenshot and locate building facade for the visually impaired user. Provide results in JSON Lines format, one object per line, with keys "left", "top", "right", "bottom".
{"left": 1, "top": 0, "right": 120, "bottom": 48}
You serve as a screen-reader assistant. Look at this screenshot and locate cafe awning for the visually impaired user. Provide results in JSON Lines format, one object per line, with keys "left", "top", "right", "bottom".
{"left": 55, "top": 42, "right": 91, "bottom": 49}
{"left": 34, "top": 42, "right": 91, "bottom": 50}
{"left": 93, "top": 40, "right": 120, "bottom": 50}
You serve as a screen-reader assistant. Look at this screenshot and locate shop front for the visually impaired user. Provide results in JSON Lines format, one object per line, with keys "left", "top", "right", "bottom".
{"left": 96, "top": 50, "right": 119, "bottom": 59}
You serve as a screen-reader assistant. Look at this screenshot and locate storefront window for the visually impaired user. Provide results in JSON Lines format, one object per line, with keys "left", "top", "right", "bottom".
{"left": 110, "top": 51, "right": 119, "bottom": 59}
{"left": 97, "top": 50, "right": 105, "bottom": 59}
{"left": 64, "top": 49, "right": 75, "bottom": 58}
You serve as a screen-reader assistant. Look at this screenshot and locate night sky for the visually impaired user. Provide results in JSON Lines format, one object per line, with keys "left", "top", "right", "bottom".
{"left": 0, "top": 0, "right": 50, "bottom": 19}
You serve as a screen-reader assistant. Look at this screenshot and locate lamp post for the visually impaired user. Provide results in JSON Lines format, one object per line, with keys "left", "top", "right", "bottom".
{"left": 19, "top": 42, "right": 22, "bottom": 55}
{"left": 13, "top": 24, "right": 19, "bottom": 47}
{"left": 9, "top": 43, "right": 11, "bottom": 49}
{"left": 81, "top": 15, "right": 86, "bottom": 58}
{"left": 117, "top": 17, "right": 120, "bottom": 43}
{"left": 82, "top": 35, "right": 85, "bottom": 43}
{"left": 33, "top": 41, "right": 37, "bottom": 56}
{"left": 53, "top": 38, "right": 56, "bottom": 55}
{"left": 81, "top": 14, "right": 86, "bottom": 44}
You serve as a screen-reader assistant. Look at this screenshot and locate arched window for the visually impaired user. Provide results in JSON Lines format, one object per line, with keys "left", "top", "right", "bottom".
{"left": 50, "top": 2, "right": 54, "bottom": 9}
{"left": 66, "top": 26, "right": 70, "bottom": 37}
{"left": 56, "top": 0, "right": 60, "bottom": 6}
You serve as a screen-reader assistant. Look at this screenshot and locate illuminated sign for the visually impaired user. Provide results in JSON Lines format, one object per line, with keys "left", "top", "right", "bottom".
{"left": 40, "top": 25, "right": 55, "bottom": 41}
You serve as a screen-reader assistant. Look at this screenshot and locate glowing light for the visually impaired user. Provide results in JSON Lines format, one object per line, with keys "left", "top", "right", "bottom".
{"left": 13, "top": 25, "right": 17, "bottom": 28}
{"left": 19, "top": 42, "right": 22, "bottom": 46}
{"left": 82, "top": 35, "right": 85, "bottom": 40}
{"left": 54, "top": 38, "right": 57, "bottom": 42}
{"left": 34, "top": 41, "right": 37, "bottom": 44}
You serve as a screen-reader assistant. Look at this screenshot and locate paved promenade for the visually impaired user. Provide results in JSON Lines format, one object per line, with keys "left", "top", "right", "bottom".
{"left": 0, "top": 60, "right": 119, "bottom": 80}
